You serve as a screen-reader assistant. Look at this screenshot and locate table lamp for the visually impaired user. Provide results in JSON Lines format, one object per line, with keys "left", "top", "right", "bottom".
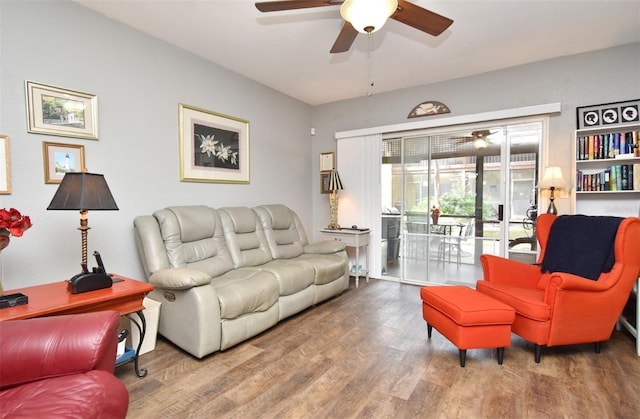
{"left": 327, "top": 170, "right": 344, "bottom": 229}
{"left": 47, "top": 172, "right": 119, "bottom": 274}
{"left": 538, "top": 166, "right": 566, "bottom": 215}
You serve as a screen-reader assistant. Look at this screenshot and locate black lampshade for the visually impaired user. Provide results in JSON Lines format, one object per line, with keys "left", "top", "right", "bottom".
{"left": 47, "top": 172, "right": 119, "bottom": 211}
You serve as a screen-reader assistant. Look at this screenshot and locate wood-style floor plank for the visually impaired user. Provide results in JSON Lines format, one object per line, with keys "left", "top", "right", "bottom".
{"left": 116, "top": 279, "right": 640, "bottom": 418}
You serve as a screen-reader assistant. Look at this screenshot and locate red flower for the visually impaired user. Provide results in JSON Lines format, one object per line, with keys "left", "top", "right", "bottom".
{"left": 0, "top": 208, "right": 32, "bottom": 238}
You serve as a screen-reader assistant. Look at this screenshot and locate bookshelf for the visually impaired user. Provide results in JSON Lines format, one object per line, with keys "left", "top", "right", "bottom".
{"left": 572, "top": 122, "right": 640, "bottom": 356}
{"left": 572, "top": 123, "right": 640, "bottom": 217}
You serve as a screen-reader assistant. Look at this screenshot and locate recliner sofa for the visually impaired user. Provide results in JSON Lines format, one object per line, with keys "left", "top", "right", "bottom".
{"left": 133, "top": 204, "right": 349, "bottom": 358}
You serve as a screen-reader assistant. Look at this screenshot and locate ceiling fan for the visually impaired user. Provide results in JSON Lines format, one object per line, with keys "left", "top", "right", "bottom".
{"left": 451, "top": 130, "right": 499, "bottom": 149}
{"left": 255, "top": 0, "right": 453, "bottom": 53}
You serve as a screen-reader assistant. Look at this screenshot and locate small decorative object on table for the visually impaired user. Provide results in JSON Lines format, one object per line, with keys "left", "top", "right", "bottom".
{"left": 430, "top": 205, "right": 440, "bottom": 224}
{"left": 0, "top": 208, "right": 32, "bottom": 295}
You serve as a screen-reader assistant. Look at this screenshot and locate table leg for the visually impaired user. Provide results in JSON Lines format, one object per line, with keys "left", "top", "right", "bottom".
{"left": 126, "top": 311, "right": 148, "bottom": 378}
{"left": 365, "top": 243, "right": 369, "bottom": 284}
{"left": 355, "top": 245, "right": 360, "bottom": 288}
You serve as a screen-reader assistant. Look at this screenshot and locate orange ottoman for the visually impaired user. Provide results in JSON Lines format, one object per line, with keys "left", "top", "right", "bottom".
{"left": 420, "top": 285, "right": 515, "bottom": 367}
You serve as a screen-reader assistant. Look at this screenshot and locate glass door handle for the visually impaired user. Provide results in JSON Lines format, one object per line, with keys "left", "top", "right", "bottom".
{"left": 498, "top": 204, "right": 504, "bottom": 221}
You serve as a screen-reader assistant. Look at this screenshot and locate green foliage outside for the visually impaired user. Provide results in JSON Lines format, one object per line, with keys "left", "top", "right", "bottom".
{"left": 409, "top": 192, "right": 497, "bottom": 219}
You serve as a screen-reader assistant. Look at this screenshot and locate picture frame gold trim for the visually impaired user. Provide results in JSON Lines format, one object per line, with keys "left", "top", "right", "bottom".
{"left": 25, "top": 80, "right": 99, "bottom": 140}
{"left": 0, "top": 135, "right": 11, "bottom": 194}
{"left": 42, "top": 141, "right": 86, "bottom": 184}
{"left": 320, "top": 172, "right": 331, "bottom": 194}
{"left": 320, "top": 152, "right": 335, "bottom": 172}
{"left": 179, "top": 103, "right": 250, "bottom": 184}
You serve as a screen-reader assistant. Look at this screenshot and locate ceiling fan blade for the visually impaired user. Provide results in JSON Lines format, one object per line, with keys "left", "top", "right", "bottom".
{"left": 330, "top": 22, "right": 358, "bottom": 53}
{"left": 391, "top": 0, "right": 453, "bottom": 36}
{"left": 255, "top": 0, "right": 342, "bottom": 13}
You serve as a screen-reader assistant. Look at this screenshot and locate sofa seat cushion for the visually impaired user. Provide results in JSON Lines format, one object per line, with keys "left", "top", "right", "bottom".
{"left": 213, "top": 268, "right": 279, "bottom": 320}
{"left": 476, "top": 281, "right": 550, "bottom": 321}
{"left": 262, "top": 259, "right": 315, "bottom": 296}
{"left": 0, "top": 370, "right": 129, "bottom": 419}
{"left": 297, "top": 253, "right": 347, "bottom": 286}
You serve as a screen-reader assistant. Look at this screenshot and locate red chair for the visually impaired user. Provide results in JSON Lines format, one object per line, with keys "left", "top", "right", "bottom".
{"left": 0, "top": 311, "right": 129, "bottom": 418}
{"left": 476, "top": 214, "right": 640, "bottom": 362}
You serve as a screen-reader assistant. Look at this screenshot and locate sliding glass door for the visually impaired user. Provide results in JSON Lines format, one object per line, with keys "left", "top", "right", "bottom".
{"left": 381, "top": 121, "right": 542, "bottom": 286}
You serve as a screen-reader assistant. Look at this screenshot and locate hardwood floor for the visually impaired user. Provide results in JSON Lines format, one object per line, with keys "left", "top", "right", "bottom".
{"left": 116, "top": 279, "right": 640, "bottom": 418}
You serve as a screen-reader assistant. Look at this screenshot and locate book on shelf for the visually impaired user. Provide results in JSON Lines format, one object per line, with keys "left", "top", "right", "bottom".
{"left": 576, "top": 164, "right": 639, "bottom": 191}
{"left": 576, "top": 130, "right": 640, "bottom": 161}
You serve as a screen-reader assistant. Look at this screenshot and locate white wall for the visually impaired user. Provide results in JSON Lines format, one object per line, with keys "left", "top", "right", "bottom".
{"left": 0, "top": 1, "right": 313, "bottom": 288}
{"left": 310, "top": 43, "right": 640, "bottom": 239}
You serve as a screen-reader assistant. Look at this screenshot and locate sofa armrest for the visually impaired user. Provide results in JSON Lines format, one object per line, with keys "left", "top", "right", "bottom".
{"left": 304, "top": 240, "right": 346, "bottom": 254}
{"left": 149, "top": 268, "right": 212, "bottom": 290}
{"left": 0, "top": 311, "right": 120, "bottom": 390}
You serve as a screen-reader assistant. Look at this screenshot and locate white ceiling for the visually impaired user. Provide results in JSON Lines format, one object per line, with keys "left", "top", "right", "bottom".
{"left": 74, "top": 0, "right": 640, "bottom": 106}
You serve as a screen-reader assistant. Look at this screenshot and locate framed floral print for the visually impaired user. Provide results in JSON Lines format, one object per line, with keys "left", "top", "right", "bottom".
{"left": 178, "top": 103, "right": 250, "bottom": 183}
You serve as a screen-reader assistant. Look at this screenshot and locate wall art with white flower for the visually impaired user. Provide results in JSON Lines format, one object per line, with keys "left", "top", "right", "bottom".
{"left": 179, "top": 104, "right": 249, "bottom": 183}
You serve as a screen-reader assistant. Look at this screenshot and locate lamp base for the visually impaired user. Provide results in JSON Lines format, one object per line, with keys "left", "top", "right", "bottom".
{"left": 546, "top": 200, "right": 558, "bottom": 215}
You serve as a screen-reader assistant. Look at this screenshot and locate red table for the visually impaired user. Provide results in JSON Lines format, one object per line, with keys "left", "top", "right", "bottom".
{"left": 1, "top": 274, "right": 154, "bottom": 377}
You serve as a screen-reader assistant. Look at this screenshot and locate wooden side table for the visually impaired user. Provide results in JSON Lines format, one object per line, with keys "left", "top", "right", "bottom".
{"left": 320, "top": 228, "right": 370, "bottom": 287}
{"left": 0, "top": 274, "right": 154, "bottom": 377}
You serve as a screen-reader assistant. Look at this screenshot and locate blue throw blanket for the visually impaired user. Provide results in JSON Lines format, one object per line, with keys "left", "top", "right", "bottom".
{"left": 540, "top": 215, "right": 623, "bottom": 280}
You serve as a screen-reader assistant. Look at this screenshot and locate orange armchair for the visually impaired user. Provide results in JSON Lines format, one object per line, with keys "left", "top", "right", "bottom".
{"left": 476, "top": 214, "right": 640, "bottom": 362}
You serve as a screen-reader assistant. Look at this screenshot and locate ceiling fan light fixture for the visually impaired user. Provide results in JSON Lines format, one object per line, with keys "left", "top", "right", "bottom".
{"left": 340, "top": 0, "right": 398, "bottom": 34}
{"left": 473, "top": 138, "right": 489, "bottom": 149}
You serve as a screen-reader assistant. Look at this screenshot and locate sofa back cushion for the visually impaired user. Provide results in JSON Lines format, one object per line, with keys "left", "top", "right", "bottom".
{"left": 154, "top": 206, "right": 233, "bottom": 277}
{"left": 219, "top": 207, "right": 273, "bottom": 268}
{"left": 254, "top": 204, "right": 308, "bottom": 259}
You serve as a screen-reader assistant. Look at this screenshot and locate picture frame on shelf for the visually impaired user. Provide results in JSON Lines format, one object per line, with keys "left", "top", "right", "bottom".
{"left": 42, "top": 141, "right": 86, "bottom": 184}
{"left": 25, "top": 81, "right": 99, "bottom": 140}
{"left": 320, "top": 152, "right": 335, "bottom": 172}
{"left": 576, "top": 99, "right": 640, "bottom": 130}
{"left": 179, "top": 103, "right": 250, "bottom": 184}
{"left": 0, "top": 135, "right": 10, "bottom": 194}
{"left": 320, "top": 172, "right": 331, "bottom": 194}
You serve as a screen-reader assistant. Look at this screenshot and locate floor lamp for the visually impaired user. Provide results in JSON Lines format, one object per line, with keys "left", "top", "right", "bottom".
{"left": 327, "top": 170, "right": 344, "bottom": 230}
{"left": 538, "top": 166, "right": 566, "bottom": 215}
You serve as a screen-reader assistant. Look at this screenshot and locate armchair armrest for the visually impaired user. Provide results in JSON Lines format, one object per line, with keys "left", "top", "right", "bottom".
{"left": 149, "top": 268, "right": 212, "bottom": 290}
{"left": 544, "top": 268, "right": 629, "bottom": 345}
{"left": 480, "top": 254, "right": 541, "bottom": 287}
{"left": 0, "top": 311, "right": 120, "bottom": 390}
{"left": 304, "top": 240, "right": 346, "bottom": 254}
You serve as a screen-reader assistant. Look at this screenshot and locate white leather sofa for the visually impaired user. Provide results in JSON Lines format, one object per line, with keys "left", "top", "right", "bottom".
{"left": 133, "top": 204, "right": 349, "bottom": 358}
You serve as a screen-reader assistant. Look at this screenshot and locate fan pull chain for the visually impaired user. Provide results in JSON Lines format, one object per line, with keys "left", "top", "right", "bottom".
{"left": 367, "top": 33, "right": 374, "bottom": 97}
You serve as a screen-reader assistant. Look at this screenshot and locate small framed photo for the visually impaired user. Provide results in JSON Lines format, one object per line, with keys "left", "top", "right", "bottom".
{"left": 320, "top": 172, "right": 331, "bottom": 194}
{"left": 179, "top": 103, "right": 250, "bottom": 184}
{"left": 0, "top": 135, "right": 10, "bottom": 194}
{"left": 42, "top": 141, "right": 86, "bottom": 184}
{"left": 320, "top": 152, "right": 335, "bottom": 172}
{"left": 25, "top": 80, "right": 99, "bottom": 140}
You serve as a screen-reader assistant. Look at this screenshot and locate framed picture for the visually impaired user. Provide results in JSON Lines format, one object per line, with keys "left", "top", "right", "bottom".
{"left": 42, "top": 141, "right": 86, "bottom": 184}
{"left": 0, "top": 135, "right": 10, "bottom": 194}
{"left": 320, "top": 172, "right": 331, "bottom": 194}
{"left": 25, "top": 80, "right": 99, "bottom": 140}
{"left": 576, "top": 99, "right": 640, "bottom": 129}
{"left": 179, "top": 103, "right": 250, "bottom": 184}
{"left": 407, "top": 100, "right": 451, "bottom": 118}
{"left": 320, "top": 152, "right": 335, "bottom": 172}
